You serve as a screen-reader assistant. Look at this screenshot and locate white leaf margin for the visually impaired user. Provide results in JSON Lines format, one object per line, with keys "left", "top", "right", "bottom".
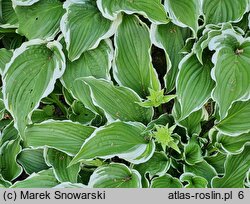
{"left": 12, "top": 0, "right": 39, "bottom": 6}
{"left": 208, "top": 29, "right": 250, "bottom": 120}
{"left": 25, "top": 119, "right": 95, "bottom": 157}
{"left": 60, "top": 0, "right": 122, "bottom": 61}
{"left": 70, "top": 120, "right": 155, "bottom": 165}
{"left": 77, "top": 76, "right": 154, "bottom": 123}
{"left": 175, "top": 53, "right": 212, "bottom": 120}
{"left": 43, "top": 147, "right": 81, "bottom": 183}
{"left": 112, "top": 16, "right": 161, "bottom": 93}
{"left": 164, "top": 0, "right": 201, "bottom": 36}
{"left": 96, "top": 0, "right": 168, "bottom": 25}
{"left": 60, "top": 39, "right": 114, "bottom": 116}
{"left": 88, "top": 163, "right": 142, "bottom": 188}
{"left": 2, "top": 39, "right": 66, "bottom": 135}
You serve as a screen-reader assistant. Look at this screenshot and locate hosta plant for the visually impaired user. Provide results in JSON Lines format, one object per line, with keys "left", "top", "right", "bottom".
{"left": 0, "top": 0, "right": 250, "bottom": 188}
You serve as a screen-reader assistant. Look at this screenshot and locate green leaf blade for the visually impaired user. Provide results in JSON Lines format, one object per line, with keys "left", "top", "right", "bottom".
{"left": 71, "top": 121, "right": 155, "bottom": 165}
{"left": 113, "top": 15, "right": 160, "bottom": 97}
{"left": 61, "top": 0, "right": 117, "bottom": 61}
{"left": 177, "top": 54, "right": 214, "bottom": 119}
{"left": 3, "top": 40, "right": 66, "bottom": 137}
{"left": 97, "top": 0, "right": 168, "bottom": 24}
{"left": 202, "top": 0, "right": 248, "bottom": 24}
{"left": 15, "top": 0, "right": 65, "bottom": 40}
{"left": 88, "top": 163, "right": 142, "bottom": 188}
{"left": 78, "top": 77, "right": 153, "bottom": 124}
{"left": 25, "top": 120, "right": 95, "bottom": 156}
{"left": 212, "top": 145, "right": 250, "bottom": 188}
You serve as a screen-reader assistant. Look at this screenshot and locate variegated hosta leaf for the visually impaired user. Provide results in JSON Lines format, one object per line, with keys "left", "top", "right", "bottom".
{"left": 70, "top": 121, "right": 155, "bottom": 165}
{"left": 0, "top": 138, "right": 22, "bottom": 181}
{"left": 68, "top": 101, "right": 96, "bottom": 124}
{"left": 202, "top": 0, "right": 248, "bottom": 24}
{"left": 134, "top": 152, "right": 170, "bottom": 179}
{"left": 113, "top": 14, "right": 160, "bottom": 97}
{"left": 0, "top": 175, "right": 11, "bottom": 188}
{"left": 184, "top": 160, "right": 217, "bottom": 187}
{"left": 216, "top": 101, "right": 250, "bottom": 136}
{"left": 15, "top": 0, "right": 65, "bottom": 40}
{"left": 61, "top": 40, "right": 113, "bottom": 115}
{"left": 173, "top": 101, "right": 208, "bottom": 136}
{"left": 12, "top": 0, "right": 39, "bottom": 6}
{"left": 217, "top": 132, "right": 250, "bottom": 154}
{"left": 11, "top": 169, "right": 59, "bottom": 188}
{"left": 212, "top": 145, "right": 250, "bottom": 188}
{"left": 53, "top": 182, "right": 87, "bottom": 188}
{"left": 209, "top": 30, "right": 250, "bottom": 119}
{"left": 0, "top": 99, "right": 6, "bottom": 119}
{"left": 25, "top": 120, "right": 95, "bottom": 156}
{"left": 184, "top": 137, "right": 203, "bottom": 165}
{"left": 150, "top": 174, "right": 183, "bottom": 188}
{"left": 177, "top": 54, "right": 214, "bottom": 119}
{"left": 150, "top": 22, "right": 191, "bottom": 92}
{"left": 180, "top": 173, "right": 208, "bottom": 188}
{"left": 0, "top": 122, "right": 19, "bottom": 146}
{"left": 0, "top": 0, "right": 18, "bottom": 28}
{"left": 205, "top": 152, "right": 226, "bottom": 175}
{"left": 77, "top": 77, "right": 153, "bottom": 124}
{"left": 88, "top": 163, "right": 142, "bottom": 188}
{"left": 164, "top": 0, "right": 200, "bottom": 36}
{"left": 194, "top": 23, "right": 239, "bottom": 64}
{"left": 61, "top": 0, "right": 118, "bottom": 61}
{"left": 17, "top": 148, "right": 49, "bottom": 175}
{"left": 0, "top": 48, "right": 12, "bottom": 75}
{"left": 96, "top": 0, "right": 168, "bottom": 24}
{"left": 44, "top": 148, "right": 80, "bottom": 183}
{"left": 2, "top": 40, "right": 65, "bottom": 137}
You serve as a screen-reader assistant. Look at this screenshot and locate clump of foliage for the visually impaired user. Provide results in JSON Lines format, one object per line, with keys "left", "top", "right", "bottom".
{"left": 0, "top": 0, "right": 250, "bottom": 188}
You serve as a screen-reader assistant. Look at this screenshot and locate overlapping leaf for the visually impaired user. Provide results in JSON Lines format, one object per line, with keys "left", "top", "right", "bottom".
{"left": 25, "top": 120, "right": 95, "bottom": 156}
{"left": 11, "top": 169, "right": 59, "bottom": 188}
{"left": 13, "top": 0, "right": 39, "bottom": 6}
{"left": 194, "top": 23, "right": 240, "bottom": 64}
{"left": 77, "top": 77, "right": 153, "bottom": 124}
{"left": 2, "top": 39, "right": 65, "bottom": 137}
{"left": 202, "top": 0, "right": 248, "bottom": 24}
{"left": 209, "top": 30, "right": 250, "bottom": 119}
{"left": 70, "top": 121, "right": 155, "bottom": 165}
{"left": 184, "top": 137, "right": 203, "bottom": 165}
{"left": 15, "top": 0, "right": 65, "bottom": 40}
{"left": 184, "top": 160, "right": 217, "bottom": 186}
{"left": 217, "top": 132, "right": 250, "bottom": 154}
{"left": 0, "top": 122, "right": 18, "bottom": 146}
{"left": 45, "top": 148, "right": 80, "bottom": 183}
{"left": 0, "top": 0, "right": 18, "bottom": 28}
{"left": 164, "top": 0, "right": 200, "bottom": 35}
{"left": 180, "top": 173, "right": 208, "bottom": 188}
{"left": 17, "top": 148, "right": 49, "bottom": 174}
{"left": 173, "top": 101, "right": 207, "bottom": 136}
{"left": 151, "top": 22, "right": 191, "bottom": 92}
{"left": 113, "top": 14, "right": 160, "bottom": 97}
{"left": 61, "top": 0, "right": 118, "bottom": 61}
{"left": 88, "top": 163, "right": 141, "bottom": 188}
{"left": 97, "top": 0, "right": 168, "bottom": 24}
{"left": 205, "top": 153, "right": 226, "bottom": 175}
{"left": 61, "top": 40, "right": 113, "bottom": 115}
{"left": 150, "top": 174, "right": 183, "bottom": 188}
{"left": 0, "top": 48, "right": 12, "bottom": 75}
{"left": 0, "top": 138, "right": 22, "bottom": 181}
{"left": 212, "top": 145, "right": 250, "bottom": 188}
{"left": 216, "top": 101, "right": 250, "bottom": 136}
{"left": 176, "top": 54, "right": 214, "bottom": 119}
{"left": 134, "top": 152, "right": 170, "bottom": 179}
